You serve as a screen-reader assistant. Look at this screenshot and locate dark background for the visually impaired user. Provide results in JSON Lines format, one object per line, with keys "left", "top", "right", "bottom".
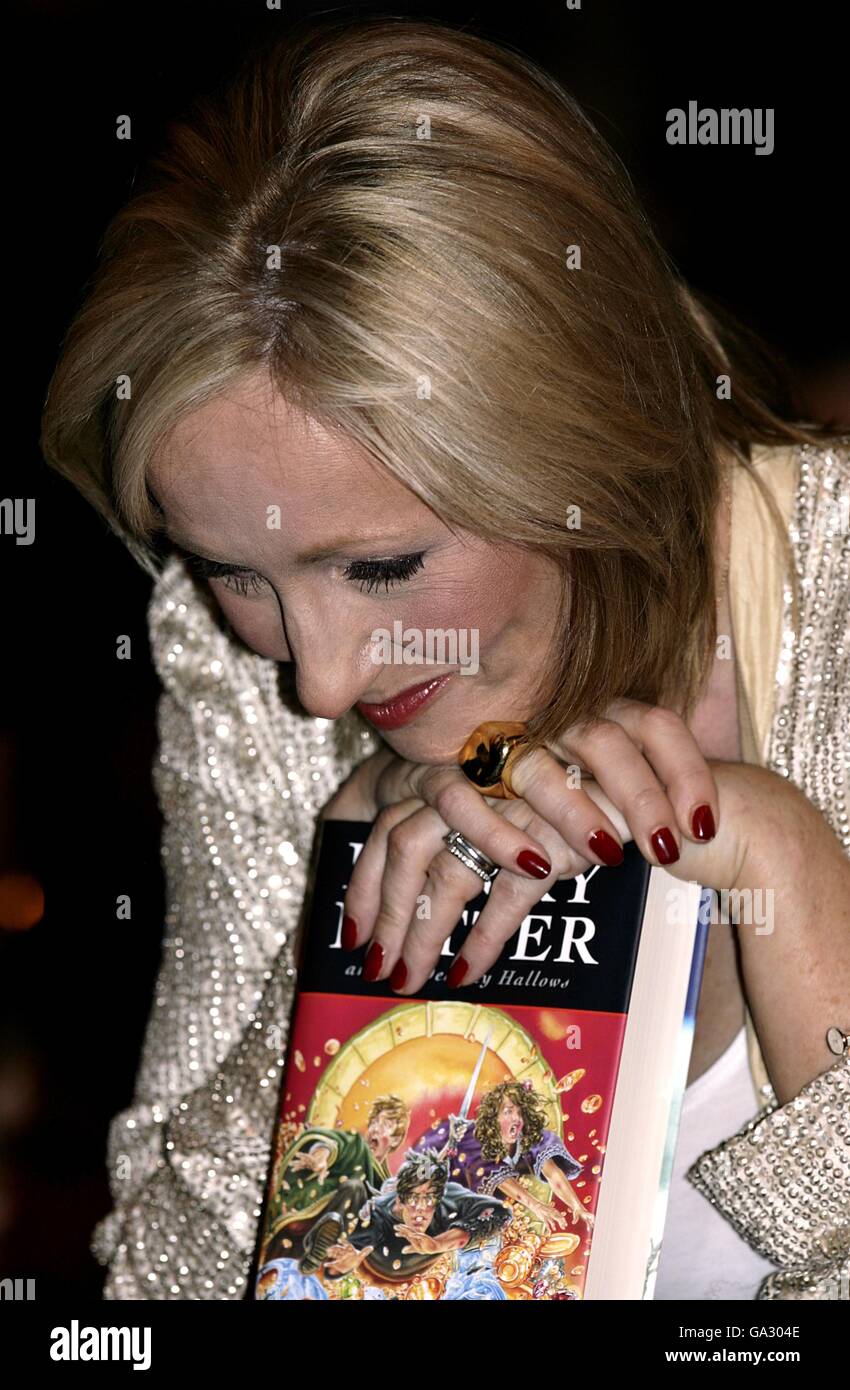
{"left": 2, "top": 0, "right": 848, "bottom": 1298}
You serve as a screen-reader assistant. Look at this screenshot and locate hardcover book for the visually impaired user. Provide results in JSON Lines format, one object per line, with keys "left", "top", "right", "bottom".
{"left": 252, "top": 818, "right": 709, "bottom": 1301}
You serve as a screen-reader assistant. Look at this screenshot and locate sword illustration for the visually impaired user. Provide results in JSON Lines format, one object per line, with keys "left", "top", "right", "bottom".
{"left": 439, "top": 1024, "right": 493, "bottom": 1161}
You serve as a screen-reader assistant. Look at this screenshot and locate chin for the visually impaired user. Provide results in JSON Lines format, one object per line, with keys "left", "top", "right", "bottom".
{"left": 381, "top": 726, "right": 469, "bottom": 765}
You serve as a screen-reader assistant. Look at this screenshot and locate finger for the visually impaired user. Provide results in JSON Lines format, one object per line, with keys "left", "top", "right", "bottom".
{"left": 438, "top": 849, "right": 580, "bottom": 989}
{"left": 342, "top": 798, "right": 426, "bottom": 951}
{"left": 344, "top": 779, "right": 554, "bottom": 978}
{"left": 547, "top": 717, "right": 686, "bottom": 866}
{"left": 499, "top": 746, "right": 628, "bottom": 868}
{"left": 404, "top": 765, "right": 555, "bottom": 880}
{"left": 360, "top": 805, "right": 458, "bottom": 984}
{"left": 400, "top": 812, "right": 584, "bottom": 992}
{"left": 361, "top": 789, "right": 558, "bottom": 987}
{"left": 601, "top": 701, "right": 720, "bottom": 844}
{"left": 392, "top": 847, "right": 499, "bottom": 995}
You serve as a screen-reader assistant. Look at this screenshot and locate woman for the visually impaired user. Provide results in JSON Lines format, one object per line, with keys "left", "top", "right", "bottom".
{"left": 40, "top": 17, "right": 848, "bottom": 1300}
{"left": 413, "top": 1079, "right": 591, "bottom": 1233}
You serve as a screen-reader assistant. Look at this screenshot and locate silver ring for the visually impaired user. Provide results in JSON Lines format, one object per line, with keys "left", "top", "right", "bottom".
{"left": 443, "top": 830, "right": 500, "bottom": 883}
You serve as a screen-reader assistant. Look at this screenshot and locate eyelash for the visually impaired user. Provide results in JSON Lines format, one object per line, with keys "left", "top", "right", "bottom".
{"left": 181, "top": 554, "right": 267, "bottom": 598}
{"left": 342, "top": 552, "right": 425, "bottom": 593}
{"left": 181, "top": 550, "right": 426, "bottom": 597}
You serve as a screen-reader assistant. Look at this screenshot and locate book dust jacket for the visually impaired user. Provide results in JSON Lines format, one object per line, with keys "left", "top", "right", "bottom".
{"left": 254, "top": 819, "right": 653, "bottom": 1301}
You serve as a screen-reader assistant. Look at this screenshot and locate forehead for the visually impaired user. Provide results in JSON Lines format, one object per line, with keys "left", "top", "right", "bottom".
{"left": 148, "top": 371, "right": 422, "bottom": 535}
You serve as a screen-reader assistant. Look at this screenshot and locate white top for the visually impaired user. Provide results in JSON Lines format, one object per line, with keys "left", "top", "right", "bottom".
{"left": 653, "top": 1026, "right": 778, "bottom": 1300}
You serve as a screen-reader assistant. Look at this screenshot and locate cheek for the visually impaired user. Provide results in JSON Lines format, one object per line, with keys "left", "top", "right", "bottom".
{"left": 403, "top": 557, "right": 535, "bottom": 651}
{"left": 467, "top": 554, "right": 560, "bottom": 670}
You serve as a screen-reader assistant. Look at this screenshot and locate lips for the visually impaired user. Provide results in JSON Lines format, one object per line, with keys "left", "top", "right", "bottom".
{"left": 356, "top": 673, "right": 454, "bottom": 730}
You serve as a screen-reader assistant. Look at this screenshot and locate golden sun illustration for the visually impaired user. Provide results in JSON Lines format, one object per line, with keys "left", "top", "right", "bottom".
{"left": 308, "top": 1000, "right": 563, "bottom": 1152}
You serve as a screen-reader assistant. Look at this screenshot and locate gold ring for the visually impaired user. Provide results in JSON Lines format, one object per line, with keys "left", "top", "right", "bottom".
{"left": 457, "top": 722, "right": 529, "bottom": 799}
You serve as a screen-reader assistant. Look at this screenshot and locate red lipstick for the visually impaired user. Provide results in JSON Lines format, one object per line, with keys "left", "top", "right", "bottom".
{"left": 356, "top": 673, "right": 454, "bottom": 730}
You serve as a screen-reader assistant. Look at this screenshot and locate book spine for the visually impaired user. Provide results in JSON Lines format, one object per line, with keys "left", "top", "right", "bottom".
{"left": 642, "top": 886, "right": 711, "bottom": 1298}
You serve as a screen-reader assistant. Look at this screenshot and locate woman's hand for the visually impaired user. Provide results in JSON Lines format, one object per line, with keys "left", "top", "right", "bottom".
{"left": 321, "top": 700, "right": 724, "bottom": 994}
{"left": 325, "top": 729, "right": 850, "bottom": 1106}
{"left": 527, "top": 1196, "right": 569, "bottom": 1231}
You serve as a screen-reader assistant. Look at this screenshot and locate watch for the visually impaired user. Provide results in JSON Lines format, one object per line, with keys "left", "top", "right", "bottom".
{"left": 825, "top": 1026, "right": 849, "bottom": 1058}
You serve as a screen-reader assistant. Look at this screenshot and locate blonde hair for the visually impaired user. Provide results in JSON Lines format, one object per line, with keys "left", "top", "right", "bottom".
{"left": 40, "top": 15, "right": 841, "bottom": 751}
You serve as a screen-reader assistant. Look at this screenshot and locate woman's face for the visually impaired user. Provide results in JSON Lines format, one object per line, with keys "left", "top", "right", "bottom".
{"left": 497, "top": 1096, "right": 524, "bottom": 1146}
{"left": 149, "top": 372, "right": 563, "bottom": 764}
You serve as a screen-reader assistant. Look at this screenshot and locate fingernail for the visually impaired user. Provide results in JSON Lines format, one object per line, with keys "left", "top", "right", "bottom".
{"left": 342, "top": 915, "right": 358, "bottom": 951}
{"left": 588, "top": 829, "right": 624, "bottom": 867}
{"left": 447, "top": 955, "right": 469, "bottom": 989}
{"left": 651, "top": 827, "right": 679, "bottom": 865}
{"left": 516, "top": 849, "right": 552, "bottom": 879}
{"left": 363, "top": 941, "right": 384, "bottom": 982}
{"left": 691, "top": 804, "right": 716, "bottom": 841}
{"left": 389, "top": 959, "right": 408, "bottom": 992}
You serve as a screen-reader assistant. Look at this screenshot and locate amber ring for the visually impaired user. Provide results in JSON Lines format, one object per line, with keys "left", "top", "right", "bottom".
{"left": 457, "top": 721, "right": 529, "bottom": 799}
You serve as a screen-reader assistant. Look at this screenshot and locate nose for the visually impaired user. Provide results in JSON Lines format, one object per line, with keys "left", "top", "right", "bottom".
{"left": 285, "top": 599, "right": 376, "bottom": 720}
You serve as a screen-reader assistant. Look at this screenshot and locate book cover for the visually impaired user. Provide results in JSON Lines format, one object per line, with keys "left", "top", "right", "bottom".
{"left": 252, "top": 819, "right": 702, "bottom": 1301}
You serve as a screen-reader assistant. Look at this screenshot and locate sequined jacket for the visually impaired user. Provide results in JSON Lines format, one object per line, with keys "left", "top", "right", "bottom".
{"left": 91, "top": 440, "right": 849, "bottom": 1300}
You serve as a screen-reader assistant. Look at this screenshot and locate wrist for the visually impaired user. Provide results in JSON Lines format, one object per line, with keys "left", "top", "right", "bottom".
{"left": 712, "top": 761, "right": 806, "bottom": 891}
{"left": 710, "top": 761, "right": 761, "bottom": 887}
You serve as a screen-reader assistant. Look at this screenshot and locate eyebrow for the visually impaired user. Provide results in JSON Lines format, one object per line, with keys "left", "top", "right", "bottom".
{"left": 163, "top": 524, "right": 425, "bottom": 568}
{"left": 169, "top": 540, "right": 247, "bottom": 574}
{"left": 296, "top": 534, "right": 424, "bottom": 563}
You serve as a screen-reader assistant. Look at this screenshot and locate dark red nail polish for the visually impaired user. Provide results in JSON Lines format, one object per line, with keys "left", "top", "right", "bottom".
{"left": 516, "top": 849, "right": 552, "bottom": 879}
{"left": 341, "top": 915, "right": 358, "bottom": 951}
{"left": 447, "top": 955, "right": 469, "bottom": 989}
{"left": 389, "top": 959, "right": 408, "bottom": 992}
{"left": 363, "top": 941, "right": 384, "bottom": 982}
{"left": 692, "top": 804, "right": 716, "bottom": 841}
{"left": 651, "top": 827, "right": 679, "bottom": 865}
{"left": 588, "top": 829, "right": 624, "bottom": 867}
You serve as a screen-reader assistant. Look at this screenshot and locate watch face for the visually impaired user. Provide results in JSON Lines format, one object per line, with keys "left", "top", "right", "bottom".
{"left": 826, "top": 1026, "right": 847, "bottom": 1056}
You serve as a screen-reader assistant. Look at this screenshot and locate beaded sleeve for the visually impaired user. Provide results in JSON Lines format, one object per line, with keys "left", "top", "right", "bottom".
{"left": 90, "top": 557, "right": 377, "bottom": 1298}
{"left": 686, "top": 440, "right": 850, "bottom": 1300}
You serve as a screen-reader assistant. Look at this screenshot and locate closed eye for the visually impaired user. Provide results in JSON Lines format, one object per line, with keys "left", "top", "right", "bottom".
{"left": 175, "top": 544, "right": 426, "bottom": 597}
{"left": 342, "top": 552, "right": 425, "bottom": 594}
{"left": 177, "top": 548, "right": 268, "bottom": 598}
